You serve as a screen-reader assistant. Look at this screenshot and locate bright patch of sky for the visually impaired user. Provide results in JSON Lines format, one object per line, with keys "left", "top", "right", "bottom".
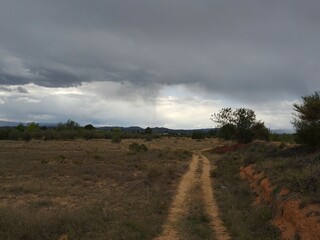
{"left": 0, "top": 82, "right": 298, "bottom": 129}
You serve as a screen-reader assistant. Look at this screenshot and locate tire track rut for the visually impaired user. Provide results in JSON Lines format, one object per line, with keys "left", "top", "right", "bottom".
{"left": 155, "top": 150, "right": 230, "bottom": 240}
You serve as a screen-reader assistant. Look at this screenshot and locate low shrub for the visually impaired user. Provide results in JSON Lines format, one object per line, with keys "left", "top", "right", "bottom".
{"left": 191, "top": 131, "right": 206, "bottom": 140}
{"left": 145, "top": 135, "right": 153, "bottom": 141}
{"left": 111, "top": 134, "right": 121, "bottom": 143}
{"left": 129, "top": 143, "right": 148, "bottom": 153}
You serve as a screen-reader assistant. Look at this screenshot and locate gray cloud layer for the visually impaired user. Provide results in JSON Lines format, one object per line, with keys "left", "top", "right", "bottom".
{"left": 1, "top": 0, "right": 320, "bottom": 101}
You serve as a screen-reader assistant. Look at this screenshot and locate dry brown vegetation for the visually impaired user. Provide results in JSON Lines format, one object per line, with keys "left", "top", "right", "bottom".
{"left": 5, "top": 137, "right": 317, "bottom": 240}
{"left": 0, "top": 138, "right": 215, "bottom": 240}
{"left": 205, "top": 141, "right": 320, "bottom": 240}
{"left": 204, "top": 148, "right": 280, "bottom": 240}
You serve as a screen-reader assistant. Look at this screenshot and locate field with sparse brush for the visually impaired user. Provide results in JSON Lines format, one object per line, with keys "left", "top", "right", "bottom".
{"left": 2, "top": 137, "right": 319, "bottom": 240}
{"left": 0, "top": 138, "right": 215, "bottom": 240}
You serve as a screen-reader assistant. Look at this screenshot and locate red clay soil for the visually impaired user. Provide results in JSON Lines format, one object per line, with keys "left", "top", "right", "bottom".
{"left": 240, "top": 165, "right": 320, "bottom": 240}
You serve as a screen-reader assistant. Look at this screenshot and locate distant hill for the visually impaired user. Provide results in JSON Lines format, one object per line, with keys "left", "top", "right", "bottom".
{"left": 97, "top": 126, "right": 216, "bottom": 135}
{"left": 0, "top": 120, "right": 295, "bottom": 135}
{"left": 97, "top": 127, "right": 296, "bottom": 135}
{"left": 0, "top": 120, "right": 21, "bottom": 127}
{"left": 270, "top": 129, "right": 295, "bottom": 134}
{"left": 0, "top": 121, "right": 57, "bottom": 128}
{"left": 98, "top": 126, "right": 144, "bottom": 133}
{"left": 151, "top": 127, "right": 215, "bottom": 135}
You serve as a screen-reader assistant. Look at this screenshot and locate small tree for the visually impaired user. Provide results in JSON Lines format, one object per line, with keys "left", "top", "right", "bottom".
{"left": 292, "top": 91, "right": 320, "bottom": 147}
{"left": 212, "top": 107, "right": 269, "bottom": 143}
{"left": 191, "top": 131, "right": 205, "bottom": 140}
{"left": 16, "top": 123, "right": 26, "bottom": 132}
{"left": 57, "top": 119, "right": 80, "bottom": 130}
{"left": 208, "top": 129, "right": 218, "bottom": 137}
{"left": 233, "top": 108, "right": 256, "bottom": 143}
{"left": 27, "top": 122, "right": 40, "bottom": 132}
{"left": 84, "top": 124, "right": 95, "bottom": 130}
{"left": 251, "top": 121, "right": 270, "bottom": 141}
{"left": 111, "top": 128, "right": 122, "bottom": 143}
{"left": 111, "top": 134, "right": 121, "bottom": 143}
{"left": 217, "top": 124, "right": 236, "bottom": 140}
{"left": 144, "top": 127, "right": 152, "bottom": 135}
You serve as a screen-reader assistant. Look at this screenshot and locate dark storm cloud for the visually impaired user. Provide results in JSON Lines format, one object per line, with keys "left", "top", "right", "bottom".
{"left": 0, "top": 0, "right": 320, "bottom": 101}
{"left": 0, "top": 73, "right": 29, "bottom": 86}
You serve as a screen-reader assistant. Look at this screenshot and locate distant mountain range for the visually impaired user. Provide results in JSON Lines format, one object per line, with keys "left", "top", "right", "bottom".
{"left": 99, "top": 127, "right": 295, "bottom": 134}
{"left": 0, "top": 120, "right": 295, "bottom": 134}
{"left": 98, "top": 126, "right": 215, "bottom": 134}
{"left": 270, "top": 129, "right": 295, "bottom": 134}
{"left": 0, "top": 120, "right": 57, "bottom": 127}
{"left": 0, "top": 120, "right": 19, "bottom": 127}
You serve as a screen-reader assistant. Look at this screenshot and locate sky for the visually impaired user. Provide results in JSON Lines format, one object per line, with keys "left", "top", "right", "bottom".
{"left": 0, "top": 0, "right": 319, "bottom": 129}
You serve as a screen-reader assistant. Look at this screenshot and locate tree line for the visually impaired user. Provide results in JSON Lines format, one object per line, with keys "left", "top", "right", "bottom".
{"left": 0, "top": 120, "right": 155, "bottom": 141}
{"left": 0, "top": 91, "right": 319, "bottom": 147}
{"left": 0, "top": 120, "right": 201, "bottom": 142}
{"left": 212, "top": 91, "right": 320, "bottom": 147}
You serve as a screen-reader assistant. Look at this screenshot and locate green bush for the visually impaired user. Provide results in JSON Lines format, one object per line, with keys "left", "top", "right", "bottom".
{"left": 144, "top": 127, "right": 152, "bottom": 135}
{"left": 0, "top": 128, "right": 10, "bottom": 140}
{"left": 145, "top": 134, "right": 153, "bottom": 141}
{"left": 251, "top": 122, "right": 270, "bottom": 141}
{"left": 82, "top": 130, "right": 95, "bottom": 140}
{"left": 84, "top": 124, "right": 95, "bottom": 130}
{"left": 191, "top": 131, "right": 205, "bottom": 139}
{"left": 129, "top": 143, "right": 148, "bottom": 153}
{"left": 22, "top": 131, "right": 32, "bottom": 142}
{"left": 55, "top": 130, "right": 77, "bottom": 140}
{"left": 111, "top": 134, "right": 121, "bottom": 143}
{"left": 43, "top": 130, "right": 54, "bottom": 140}
{"left": 8, "top": 129, "right": 20, "bottom": 140}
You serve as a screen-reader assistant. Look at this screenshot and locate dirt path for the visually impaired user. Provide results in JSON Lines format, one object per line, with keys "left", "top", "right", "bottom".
{"left": 201, "top": 154, "right": 231, "bottom": 240}
{"left": 155, "top": 150, "right": 230, "bottom": 240}
{"left": 154, "top": 151, "right": 200, "bottom": 240}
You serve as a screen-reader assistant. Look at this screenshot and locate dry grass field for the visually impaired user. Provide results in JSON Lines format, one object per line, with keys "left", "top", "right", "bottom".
{"left": 5, "top": 138, "right": 316, "bottom": 240}
{"left": 0, "top": 137, "right": 215, "bottom": 240}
